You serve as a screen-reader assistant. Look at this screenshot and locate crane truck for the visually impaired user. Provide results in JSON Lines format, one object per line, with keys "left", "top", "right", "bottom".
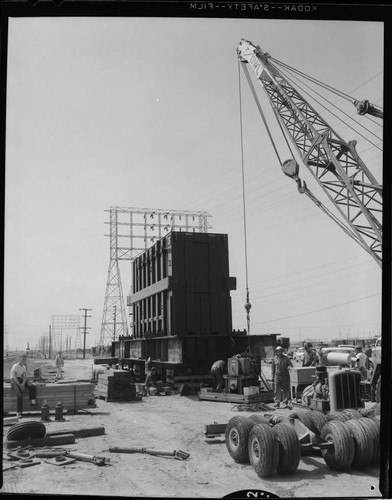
{"left": 236, "top": 39, "right": 383, "bottom": 407}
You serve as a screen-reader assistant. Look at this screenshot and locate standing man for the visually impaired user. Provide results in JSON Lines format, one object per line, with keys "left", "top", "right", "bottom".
{"left": 302, "top": 342, "right": 318, "bottom": 367}
{"left": 354, "top": 345, "right": 368, "bottom": 381}
{"left": 55, "top": 351, "right": 64, "bottom": 380}
{"left": 211, "top": 360, "right": 226, "bottom": 392}
{"left": 271, "top": 346, "right": 293, "bottom": 409}
{"left": 10, "top": 354, "right": 36, "bottom": 417}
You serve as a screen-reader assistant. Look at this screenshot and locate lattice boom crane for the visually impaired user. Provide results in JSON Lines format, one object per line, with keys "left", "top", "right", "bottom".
{"left": 237, "top": 39, "right": 382, "bottom": 268}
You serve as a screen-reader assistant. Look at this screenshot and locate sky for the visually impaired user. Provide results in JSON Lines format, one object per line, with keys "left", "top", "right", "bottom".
{"left": 3, "top": 16, "right": 384, "bottom": 352}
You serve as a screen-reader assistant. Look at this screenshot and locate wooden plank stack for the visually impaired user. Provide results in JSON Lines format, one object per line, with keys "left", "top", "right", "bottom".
{"left": 3, "top": 382, "right": 96, "bottom": 415}
{"left": 95, "top": 369, "right": 136, "bottom": 402}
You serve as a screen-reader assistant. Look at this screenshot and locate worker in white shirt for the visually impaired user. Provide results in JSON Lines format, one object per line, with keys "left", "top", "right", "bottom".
{"left": 10, "top": 354, "right": 36, "bottom": 417}
{"left": 354, "top": 345, "right": 368, "bottom": 381}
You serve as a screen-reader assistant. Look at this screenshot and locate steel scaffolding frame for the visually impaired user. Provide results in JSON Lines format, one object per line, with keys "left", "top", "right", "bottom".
{"left": 51, "top": 315, "right": 81, "bottom": 354}
{"left": 99, "top": 206, "right": 211, "bottom": 353}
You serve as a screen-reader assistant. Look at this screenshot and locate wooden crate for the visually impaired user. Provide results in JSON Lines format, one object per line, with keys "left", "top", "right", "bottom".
{"left": 95, "top": 369, "right": 136, "bottom": 401}
{"left": 198, "top": 391, "right": 273, "bottom": 403}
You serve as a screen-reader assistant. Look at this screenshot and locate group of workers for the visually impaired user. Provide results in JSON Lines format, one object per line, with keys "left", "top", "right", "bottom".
{"left": 208, "top": 342, "right": 370, "bottom": 410}
{"left": 271, "top": 342, "right": 369, "bottom": 409}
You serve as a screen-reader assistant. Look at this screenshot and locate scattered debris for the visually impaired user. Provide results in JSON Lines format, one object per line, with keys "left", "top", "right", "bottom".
{"left": 232, "top": 402, "right": 275, "bottom": 412}
{"left": 44, "top": 456, "right": 77, "bottom": 466}
{"left": 66, "top": 451, "right": 110, "bottom": 466}
{"left": 3, "top": 458, "right": 41, "bottom": 471}
{"left": 109, "top": 446, "right": 190, "bottom": 461}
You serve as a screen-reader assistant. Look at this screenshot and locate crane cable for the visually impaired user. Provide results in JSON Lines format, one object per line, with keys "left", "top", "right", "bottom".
{"left": 238, "top": 60, "right": 252, "bottom": 336}
{"left": 271, "top": 57, "right": 353, "bottom": 100}
{"left": 238, "top": 60, "right": 288, "bottom": 336}
{"left": 275, "top": 63, "right": 383, "bottom": 148}
{"left": 241, "top": 62, "right": 284, "bottom": 166}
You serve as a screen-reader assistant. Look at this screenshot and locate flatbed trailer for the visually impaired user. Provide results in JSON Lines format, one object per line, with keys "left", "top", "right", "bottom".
{"left": 198, "top": 390, "right": 273, "bottom": 404}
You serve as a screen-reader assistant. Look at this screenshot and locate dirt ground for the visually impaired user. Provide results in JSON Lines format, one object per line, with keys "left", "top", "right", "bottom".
{"left": 1, "top": 357, "right": 382, "bottom": 498}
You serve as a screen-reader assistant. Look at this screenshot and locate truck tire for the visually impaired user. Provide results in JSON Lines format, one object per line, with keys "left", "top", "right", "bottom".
{"left": 358, "top": 407, "right": 373, "bottom": 418}
{"left": 320, "top": 421, "right": 355, "bottom": 470}
{"left": 272, "top": 423, "right": 300, "bottom": 474}
{"left": 7, "top": 421, "right": 46, "bottom": 441}
{"left": 356, "top": 418, "right": 379, "bottom": 464}
{"left": 345, "top": 419, "right": 374, "bottom": 469}
{"left": 326, "top": 411, "right": 350, "bottom": 422}
{"left": 248, "top": 423, "right": 279, "bottom": 477}
{"left": 248, "top": 414, "right": 270, "bottom": 426}
{"left": 341, "top": 409, "right": 362, "bottom": 420}
{"left": 287, "top": 411, "right": 312, "bottom": 430}
{"left": 306, "top": 410, "right": 327, "bottom": 435}
{"left": 225, "top": 416, "right": 254, "bottom": 463}
{"left": 375, "top": 376, "right": 381, "bottom": 404}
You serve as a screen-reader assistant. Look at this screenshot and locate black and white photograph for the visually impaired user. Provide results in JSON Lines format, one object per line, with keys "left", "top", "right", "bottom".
{"left": 1, "top": 1, "right": 390, "bottom": 498}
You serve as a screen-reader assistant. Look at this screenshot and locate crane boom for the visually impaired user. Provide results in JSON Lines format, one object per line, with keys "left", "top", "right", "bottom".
{"left": 237, "top": 39, "right": 382, "bottom": 267}
{"left": 354, "top": 99, "right": 383, "bottom": 119}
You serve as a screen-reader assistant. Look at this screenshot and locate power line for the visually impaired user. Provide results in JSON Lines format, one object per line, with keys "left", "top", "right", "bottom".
{"left": 251, "top": 292, "right": 380, "bottom": 325}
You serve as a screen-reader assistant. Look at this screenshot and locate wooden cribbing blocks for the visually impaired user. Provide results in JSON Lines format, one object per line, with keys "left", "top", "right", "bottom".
{"left": 6, "top": 433, "right": 76, "bottom": 449}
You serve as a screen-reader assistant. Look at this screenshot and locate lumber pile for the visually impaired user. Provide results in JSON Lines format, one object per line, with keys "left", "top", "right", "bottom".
{"left": 3, "top": 382, "right": 96, "bottom": 415}
{"left": 7, "top": 433, "right": 76, "bottom": 450}
{"left": 95, "top": 369, "right": 136, "bottom": 402}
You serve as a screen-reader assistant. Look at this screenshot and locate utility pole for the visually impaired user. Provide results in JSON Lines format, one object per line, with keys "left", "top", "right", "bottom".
{"left": 79, "top": 309, "right": 92, "bottom": 360}
{"left": 49, "top": 325, "right": 52, "bottom": 359}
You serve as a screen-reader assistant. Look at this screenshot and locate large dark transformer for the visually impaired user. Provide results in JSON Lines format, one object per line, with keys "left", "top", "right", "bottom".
{"left": 131, "top": 231, "right": 236, "bottom": 338}
{"left": 111, "top": 231, "right": 278, "bottom": 381}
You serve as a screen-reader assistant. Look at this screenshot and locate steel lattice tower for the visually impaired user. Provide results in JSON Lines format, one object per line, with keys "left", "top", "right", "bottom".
{"left": 51, "top": 315, "right": 81, "bottom": 355}
{"left": 99, "top": 206, "right": 211, "bottom": 354}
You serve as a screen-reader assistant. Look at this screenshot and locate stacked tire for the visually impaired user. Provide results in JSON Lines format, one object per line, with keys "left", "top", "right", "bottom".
{"left": 287, "top": 411, "right": 313, "bottom": 431}
{"left": 355, "top": 417, "right": 380, "bottom": 465}
{"left": 320, "top": 420, "right": 355, "bottom": 470}
{"left": 305, "top": 410, "right": 328, "bottom": 435}
{"left": 225, "top": 409, "right": 379, "bottom": 476}
{"left": 321, "top": 411, "right": 379, "bottom": 470}
{"left": 225, "top": 415, "right": 300, "bottom": 478}
{"left": 7, "top": 421, "right": 46, "bottom": 441}
{"left": 344, "top": 419, "right": 374, "bottom": 469}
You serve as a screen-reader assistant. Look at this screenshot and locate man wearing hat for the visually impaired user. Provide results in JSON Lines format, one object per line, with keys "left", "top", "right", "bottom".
{"left": 271, "top": 346, "right": 293, "bottom": 408}
{"left": 354, "top": 345, "right": 368, "bottom": 381}
{"left": 302, "top": 342, "right": 318, "bottom": 367}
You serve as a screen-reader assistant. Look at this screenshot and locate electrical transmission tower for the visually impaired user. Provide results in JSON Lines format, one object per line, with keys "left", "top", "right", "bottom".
{"left": 99, "top": 206, "right": 211, "bottom": 354}
{"left": 51, "top": 315, "right": 81, "bottom": 357}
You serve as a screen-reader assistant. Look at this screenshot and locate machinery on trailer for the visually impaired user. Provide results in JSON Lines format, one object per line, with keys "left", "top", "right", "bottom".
{"left": 109, "top": 230, "right": 278, "bottom": 393}
{"left": 198, "top": 347, "right": 274, "bottom": 403}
